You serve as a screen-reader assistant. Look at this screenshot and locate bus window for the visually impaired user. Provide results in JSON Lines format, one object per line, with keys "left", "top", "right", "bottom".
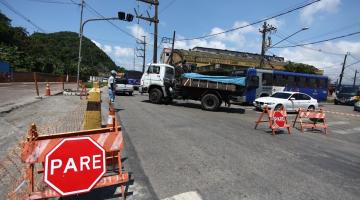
{"left": 274, "top": 74, "right": 285, "bottom": 86}
{"left": 307, "top": 78, "right": 317, "bottom": 88}
{"left": 318, "top": 79, "right": 326, "bottom": 89}
{"left": 296, "top": 77, "right": 306, "bottom": 88}
{"left": 262, "top": 73, "right": 273, "bottom": 86}
{"left": 287, "top": 76, "right": 296, "bottom": 87}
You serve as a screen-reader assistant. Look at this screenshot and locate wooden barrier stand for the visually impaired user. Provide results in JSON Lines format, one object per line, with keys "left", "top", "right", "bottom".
{"left": 293, "top": 108, "right": 328, "bottom": 134}
{"left": 14, "top": 109, "right": 128, "bottom": 199}
{"left": 254, "top": 106, "right": 291, "bottom": 135}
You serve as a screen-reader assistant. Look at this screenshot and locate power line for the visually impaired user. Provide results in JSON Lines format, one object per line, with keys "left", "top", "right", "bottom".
{"left": 1, "top": 0, "right": 46, "bottom": 32}
{"left": 273, "top": 32, "right": 345, "bottom": 56}
{"left": 84, "top": 2, "right": 141, "bottom": 41}
{"left": 159, "top": 0, "right": 176, "bottom": 14}
{"left": 273, "top": 31, "right": 360, "bottom": 48}
{"left": 177, "top": 0, "right": 320, "bottom": 41}
{"left": 27, "top": 0, "right": 78, "bottom": 5}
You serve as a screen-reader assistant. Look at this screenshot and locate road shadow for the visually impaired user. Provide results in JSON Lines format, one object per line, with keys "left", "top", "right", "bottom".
{"left": 141, "top": 100, "right": 246, "bottom": 114}
{"left": 61, "top": 168, "right": 135, "bottom": 200}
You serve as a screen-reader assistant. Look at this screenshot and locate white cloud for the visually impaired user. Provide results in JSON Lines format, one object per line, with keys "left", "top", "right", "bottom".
{"left": 103, "top": 45, "right": 112, "bottom": 54}
{"left": 91, "top": 40, "right": 102, "bottom": 48}
{"left": 114, "top": 46, "right": 133, "bottom": 57}
{"left": 278, "top": 40, "right": 360, "bottom": 82}
{"left": 174, "top": 20, "right": 257, "bottom": 51}
{"left": 265, "top": 18, "right": 284, "bottom": 29}
{"left": 128, "top": 24, "right": 151, "bottom": 42}
{"left": 300, "top": 0, "right": 341, "bottom": 25}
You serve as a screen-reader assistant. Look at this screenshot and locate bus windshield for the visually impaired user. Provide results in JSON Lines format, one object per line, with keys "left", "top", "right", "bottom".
{"left": 271, "top": 92, "right": 292, "bottom": 99}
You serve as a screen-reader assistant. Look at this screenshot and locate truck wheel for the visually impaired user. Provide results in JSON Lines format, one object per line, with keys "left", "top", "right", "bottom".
{"left": 149, "top": 88, "right": 163, "bottom": 104}
{"left": 201, "top": 93, "right": 220, "bottom": 111}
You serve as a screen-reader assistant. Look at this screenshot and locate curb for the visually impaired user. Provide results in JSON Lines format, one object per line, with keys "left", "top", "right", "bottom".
{"left": 0, "top": 91, "right": 63, "bottom": 114}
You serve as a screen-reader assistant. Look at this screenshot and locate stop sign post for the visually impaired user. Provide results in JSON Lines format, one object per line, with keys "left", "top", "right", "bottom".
{"left": 44, "top": 137, "right": 106, "bottom": 196}
{"left": 273, "top": 111, "right": 286, "bottom": 128}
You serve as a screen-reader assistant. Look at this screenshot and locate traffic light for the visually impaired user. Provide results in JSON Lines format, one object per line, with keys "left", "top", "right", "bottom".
{"left": 118, "top": 12, "right": 126, "bottom": 20}
{"left": 126, "top": 14, "right": 134, "bottom": 22}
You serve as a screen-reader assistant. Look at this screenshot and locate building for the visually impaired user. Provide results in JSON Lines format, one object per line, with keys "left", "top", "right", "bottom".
{"left": 160, "top": 47, "right": 322, "bottom": 74}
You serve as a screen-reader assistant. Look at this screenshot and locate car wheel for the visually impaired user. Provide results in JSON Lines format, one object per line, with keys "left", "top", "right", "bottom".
{"left": 129, "top": 92, "right": 133, "bottom": 96}
{"left": 334, "top": 100, "right": 338, "bottom": 105}
{"left": 201, "top": 93, "right": 220, "bottom": 111}
{"left": 149, "top": 88, "right": 163, "bottom": 104}
{"left": 308, "top": 105, "right": 315, "bottom": 111}
{"left": 274, "top": 104, "right": 283, "bottom": 111}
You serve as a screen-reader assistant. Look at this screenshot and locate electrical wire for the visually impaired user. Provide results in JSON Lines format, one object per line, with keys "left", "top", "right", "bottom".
{"left": 159, "top": 0, "right": 176, "bottom": 14}
{"left": 273, "top": 31, "right": 360, "bottom": 48}
{"left": 1, "top": 0, "right": 46, "bottom": 32}
{"left": 27, "top": 0, "right": 78, "bottom": 5}
{"left": 84, "top": 2, "right": 141, "bottom": 42}
{"left": 272, "top": 32, "right": 345, "bottom": 56}
{"left": 177, "top": 0, "right": 320, "bottom": 41}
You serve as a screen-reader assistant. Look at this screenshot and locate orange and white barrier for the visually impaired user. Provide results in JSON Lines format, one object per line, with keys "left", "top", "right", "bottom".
{"left": 293, "top": 108, "right": 328, "bottom": 134}
{"left": 16, "top": 112, "right": 128, "bottom": 199}
{"left": 254, "top": 106, "right": 291, "bottom": 135}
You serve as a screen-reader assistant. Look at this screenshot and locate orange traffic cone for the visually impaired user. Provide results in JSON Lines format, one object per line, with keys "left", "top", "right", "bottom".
{"left": 107, "top": 103, "right": 116, "bottom": 128}
{"left": 45, "top": 82, "right": 51, "bottom": 96}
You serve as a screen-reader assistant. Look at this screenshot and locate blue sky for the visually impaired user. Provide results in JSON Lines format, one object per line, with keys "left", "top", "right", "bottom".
{"left": 1, "top": 0, "right": 360, "bottom": 83}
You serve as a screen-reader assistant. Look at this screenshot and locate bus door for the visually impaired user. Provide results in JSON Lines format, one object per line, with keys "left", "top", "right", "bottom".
{"left": 246, "top": 68, "right": 259, "bottom": 103}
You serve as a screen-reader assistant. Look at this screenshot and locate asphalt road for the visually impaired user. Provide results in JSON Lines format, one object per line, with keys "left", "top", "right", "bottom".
{"left": 115, "top": 92, "right": 360, "bottom": 200}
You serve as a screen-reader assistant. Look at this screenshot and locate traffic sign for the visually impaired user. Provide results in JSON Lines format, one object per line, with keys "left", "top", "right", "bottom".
{"left": 273, "top": 111, "right": 286, "bottom": 128}
{"left": 44, "top": 137, "right": 106, "bottom": 196}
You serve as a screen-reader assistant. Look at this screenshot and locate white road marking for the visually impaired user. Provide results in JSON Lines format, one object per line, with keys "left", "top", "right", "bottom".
{"left": 162, "top": 191, "right": 203, "bottom": 200}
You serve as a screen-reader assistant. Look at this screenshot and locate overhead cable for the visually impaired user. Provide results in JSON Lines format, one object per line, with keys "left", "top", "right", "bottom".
{"left": 177, "top": 0, "right": 320, "bottom": 41}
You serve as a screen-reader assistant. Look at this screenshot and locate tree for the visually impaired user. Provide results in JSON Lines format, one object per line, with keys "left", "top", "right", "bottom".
{"left": 284, "top": 61, "right": 317, "bottom": 74}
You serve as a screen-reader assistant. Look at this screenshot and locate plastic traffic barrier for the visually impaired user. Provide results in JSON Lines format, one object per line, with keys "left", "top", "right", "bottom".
{"left": 293, "top": 108, "right": 328, "bottom": 134}
{"left": 254, "top": 106, "right": 291, "bottom": 135}
{"left": 16, "top": 110, "right": 128, "bottom": 199}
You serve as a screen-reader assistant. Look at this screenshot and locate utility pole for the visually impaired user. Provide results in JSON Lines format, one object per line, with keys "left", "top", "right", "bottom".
{"left": 76, "top": 0, "right": 85, "bottom": 91}
{"left": 353, "top": 70, "right": 358, "bottom": 87}
{"left": 135, "top": 0, "right": 159, "bottom": 63}
{"left": 133, "top": 48, "right": 136, "bottom": 71}
{"left": 259, "top": 22, "right": 276, "bottom": 69}
{"left": 339, "top": 52, "right": 349, "bottom": 87}
{"left": 136, "top": 36, "right": 146, "bottom": 73}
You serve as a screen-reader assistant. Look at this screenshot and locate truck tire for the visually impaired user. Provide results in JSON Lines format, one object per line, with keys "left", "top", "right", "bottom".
{"left": 201, "top": 93, "right": 220, "bottom": 111}
{"left": 149, "top": 88, "right": 163, "bottom": 104}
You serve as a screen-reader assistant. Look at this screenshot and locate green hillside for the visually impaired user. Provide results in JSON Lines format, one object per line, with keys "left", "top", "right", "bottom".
{"left": 0, "top": 12, "right": 117, "bottom": 79}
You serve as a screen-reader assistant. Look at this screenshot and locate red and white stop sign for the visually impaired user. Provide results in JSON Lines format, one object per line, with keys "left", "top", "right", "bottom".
{"left": 273, "top": 111, "right": 286, "bottom": 127}
{"left": 44, "top": 137, "right": 106, "bottom": 196}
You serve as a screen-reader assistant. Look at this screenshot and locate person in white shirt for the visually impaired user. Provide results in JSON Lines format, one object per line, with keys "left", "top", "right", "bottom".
{"left": 108, "top": 70, "right": 117, "bottom": 103}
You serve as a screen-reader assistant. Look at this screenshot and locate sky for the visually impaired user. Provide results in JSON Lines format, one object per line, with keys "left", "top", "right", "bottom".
{"left": 1, "top": 0, "right": 360, "bottom": 84}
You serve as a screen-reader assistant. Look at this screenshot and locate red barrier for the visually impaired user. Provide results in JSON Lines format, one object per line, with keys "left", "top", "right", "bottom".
{"left": 14, "top": 112, "right": 128, "bottom": 199}
{"left": 254, "top": 106, "right": 291, "bottom": 135}
{"left": 293, "top": 108, "right": 328, "bottom": 134}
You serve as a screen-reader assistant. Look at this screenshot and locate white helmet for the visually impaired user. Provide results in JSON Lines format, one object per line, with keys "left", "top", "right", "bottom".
{"left": 111, "top": 70, "right": 117, "bottom": 75}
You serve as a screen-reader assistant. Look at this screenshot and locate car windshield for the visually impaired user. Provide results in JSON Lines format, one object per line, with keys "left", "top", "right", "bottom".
{"left": 270, "top": 92, "right": 292, "bottom": 99}
{"left": 338, "top": 87, "right": 357, "bottom": 95}
{"left": 116, "top": 78, "right": 128, "bottom": 84}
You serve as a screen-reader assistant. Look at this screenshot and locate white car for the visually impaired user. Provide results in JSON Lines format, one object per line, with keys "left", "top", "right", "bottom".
{"left": 115, "top": 78, "right": 134, "bottom": 96}
{"left": 253, "top": 91, "right": 318, "bottom": 111}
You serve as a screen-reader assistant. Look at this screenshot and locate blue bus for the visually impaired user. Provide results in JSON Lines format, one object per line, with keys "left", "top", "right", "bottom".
{"left": 232, "top": 68, "right": 328, "bottom": 103}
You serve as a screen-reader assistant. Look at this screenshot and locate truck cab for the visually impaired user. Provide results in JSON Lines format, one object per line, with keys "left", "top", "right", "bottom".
{"left": 140, "top": 63, "right": 175, "bottom": 103}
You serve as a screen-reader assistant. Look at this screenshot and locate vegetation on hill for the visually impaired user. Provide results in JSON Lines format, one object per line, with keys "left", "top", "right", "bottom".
{"left": 0, "top": 12, "right": 117, "bottom": 80}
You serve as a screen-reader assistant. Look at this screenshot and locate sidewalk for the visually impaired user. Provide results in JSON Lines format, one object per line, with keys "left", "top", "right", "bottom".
{"left": 0, "top": 82, "right": 77, "bottom": 113}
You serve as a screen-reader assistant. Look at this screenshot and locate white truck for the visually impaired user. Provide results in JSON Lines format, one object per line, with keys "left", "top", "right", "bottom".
{"left": 140, "top": 64, "right": 251, "bottom": 111}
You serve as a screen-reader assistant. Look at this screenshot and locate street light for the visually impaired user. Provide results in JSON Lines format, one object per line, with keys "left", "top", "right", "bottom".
{"left": 268, "top": 27, "right": 309, "bottom": 49}
{"left": 76, "top": 12, "right": 134, "bottom": 90}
